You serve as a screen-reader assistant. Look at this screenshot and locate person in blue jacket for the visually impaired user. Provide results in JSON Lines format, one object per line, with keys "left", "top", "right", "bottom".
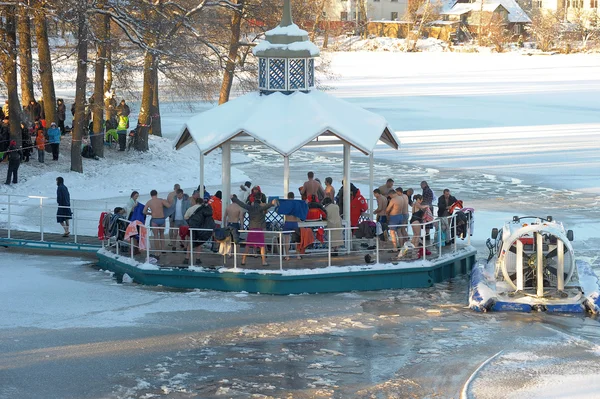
{"left": 47, "top": 122, "right": 61, "bottom": 160}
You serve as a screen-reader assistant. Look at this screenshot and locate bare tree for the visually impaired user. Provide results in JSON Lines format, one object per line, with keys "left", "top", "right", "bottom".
{"left": 0, "top": 4, "right": 23, "bottom": 144}
{"left": 17, "top": 2, "right": 35, "bottom": 107}
{"left": 219, "top": 0, "right": 245, "bottom": 105}
{"left": 527, "top": 9, "right": 562, "bottom": 52}
{"left": 404, "top": 0, "right": 441, "bottom": 52}
{"left": 485, "top": 13, "right": 510, "bottom": 52}
{"left": 569, "top": 9, "right": 600, "bottom": 49}
{"left": 70, "top": 0, "right": 89, "bottom": 173}
{"left": 91, "top": 0, "right": 108, "bottom": 157}
{"left": 33, "top": 0, "right": 57, "bottom": 125}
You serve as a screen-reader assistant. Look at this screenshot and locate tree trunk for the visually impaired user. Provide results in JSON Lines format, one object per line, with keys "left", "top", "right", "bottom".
{"left": 135, "top": 50, "right": 156, "bottom": 152}
{"left": 310, "top": 0, "right": 327, "bottom": 42}
{"left": 34, "top": 9, "right": 57, "bottom": 125}
{"left": 71, "top": 7, "right": 88, "bottom": 173}
{"left": 218, "top": 0, "right": 244, "bottom": 105}
{"left": 103, "top": 14, "right": 112, "bottom": 118}
{"left": 1, "top": 6, "right": 22, "bottom": 144}
{"left": 150, "top": 66, "right": 162, "bottom": 137}
{"left": 92, "top": 6, "right": 107, "bottom": 158}
{"left": 323, "top": 20, "right": 330, "bottom": 48}
{"left": 17, "top": 7, "right": 35, "bottom": 108}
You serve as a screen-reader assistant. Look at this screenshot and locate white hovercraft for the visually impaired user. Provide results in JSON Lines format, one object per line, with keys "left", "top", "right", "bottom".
{"left": 469, "top": 216, "right": 600, "bottom": 313}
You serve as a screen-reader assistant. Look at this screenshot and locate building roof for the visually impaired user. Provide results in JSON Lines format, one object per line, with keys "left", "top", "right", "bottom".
{"left": 174, "top": 90, "right": 399, "bottom": 156}
{"left": 441, "top": 0, "right": 531, "bottom": 23}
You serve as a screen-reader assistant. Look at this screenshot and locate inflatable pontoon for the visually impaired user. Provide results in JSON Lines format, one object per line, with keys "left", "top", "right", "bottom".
{"left": 469, "top": 216, "right": 600, "bottom": 313}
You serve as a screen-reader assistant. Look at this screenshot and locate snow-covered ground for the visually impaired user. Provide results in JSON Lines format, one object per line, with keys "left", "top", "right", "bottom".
{"left": 2, "top": 51, "right": 600, "bottom": 398}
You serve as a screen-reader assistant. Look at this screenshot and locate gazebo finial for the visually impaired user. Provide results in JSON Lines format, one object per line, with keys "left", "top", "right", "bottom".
{"left": 280, "top": 0, "right": 293, "bottom": 27}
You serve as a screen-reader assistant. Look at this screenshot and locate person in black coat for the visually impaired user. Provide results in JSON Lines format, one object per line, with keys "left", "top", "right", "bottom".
{"left": 57, "top": 99, "right": 66, "bottom": 135}
{"left": 0, "top": 118, "right": 9, "bottom": 153}
{"left": 116, "top": 100, "right": 130, "bottom": 117}
{"left": 437, "top": 189, "right": 458, "bottom": 217}
{"left": 20, "top": 122, "right": 32, "bottom": 162}
{"left": 3, "top": 140, "right": 21, "bottom": 185}
{"left": 56, "top": 176, "right": 73, "bottom": 237}
{"left": 25, "top": 100, "right": 41, "bottom": 124}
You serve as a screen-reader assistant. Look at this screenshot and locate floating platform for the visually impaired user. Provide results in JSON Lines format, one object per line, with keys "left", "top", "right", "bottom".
{"left": 96, "top": 246, "right": 477, "bottom": 295}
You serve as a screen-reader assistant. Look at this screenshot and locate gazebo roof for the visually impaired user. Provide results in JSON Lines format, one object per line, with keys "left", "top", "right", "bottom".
{"left": 174, "top": 90, "right": 399, "bottom": 156}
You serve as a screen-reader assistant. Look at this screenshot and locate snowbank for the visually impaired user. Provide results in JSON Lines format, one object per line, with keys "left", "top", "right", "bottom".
{"left": 0, "top": 134, "right": 250, "bottom": 201}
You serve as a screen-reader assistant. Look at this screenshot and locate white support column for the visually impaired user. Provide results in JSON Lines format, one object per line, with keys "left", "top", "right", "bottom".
{"left": 516, "top": 239, "right": 524, "bottom": 291}
{"left": 557, "top": 240, "right": 565, "bottom": 291}
{"left": 369, "top": 152, "right": 374, "bottom": 221}
{"left": 283, "top": 155, "right": 290, "bottom": 197}
{"left": 536, "top": 232, "right": 544, "bottom": 297}
{"left": 222, "top": 142, "right": 231, "bottom": 223}
{"left": 343, "top": 143, "right": 351, "bottom": 254}
{"left": 199, "top": 150, "right": 205, "bottom": 200}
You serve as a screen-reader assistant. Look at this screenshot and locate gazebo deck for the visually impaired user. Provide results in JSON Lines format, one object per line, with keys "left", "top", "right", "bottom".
{"left": 97, "top": 239, "right": 477, "bottom": 295}
{"left": 112, "top": 243, "right": 462, "bottom": 271}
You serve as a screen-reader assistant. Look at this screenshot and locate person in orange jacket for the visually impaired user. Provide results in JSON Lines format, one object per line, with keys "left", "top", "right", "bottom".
{"left": 34, "top": 125, "right": 46, "bottom": 163}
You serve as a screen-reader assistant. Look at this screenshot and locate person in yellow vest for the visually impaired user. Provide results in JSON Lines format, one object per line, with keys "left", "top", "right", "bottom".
{"left": 116, "top": 114, "right": 129, "bottom": 151}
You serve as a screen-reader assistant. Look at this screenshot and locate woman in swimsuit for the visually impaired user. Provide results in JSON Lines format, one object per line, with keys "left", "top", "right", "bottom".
{"left": 410, "top": 194, "right": 429, "bottom": 247}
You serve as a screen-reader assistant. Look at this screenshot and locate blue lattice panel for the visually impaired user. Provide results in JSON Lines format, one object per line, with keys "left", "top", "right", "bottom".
{"left": 259, "top": 58, "right": 267, "bottom": 89}
{"left": 268, "top": 58, "right": 286, "bottom": 90}
{"left": 308, "top": 58, "right": 315, "bottom": 88}
{"left": 289, "top": 59, "right": 306, "bottom": 90}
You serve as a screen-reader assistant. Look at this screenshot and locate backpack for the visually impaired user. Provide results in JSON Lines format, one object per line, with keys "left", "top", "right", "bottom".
{"left": 188, "top": 207, "right": 205, "bottom": 229}
{"left": 8, "top": 147, "right": 20, "bottom": 162}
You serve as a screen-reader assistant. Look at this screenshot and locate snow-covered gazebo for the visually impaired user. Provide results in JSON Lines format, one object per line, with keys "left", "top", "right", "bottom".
{"left": 174, "top": 0, "right": 399, "bottom": 230}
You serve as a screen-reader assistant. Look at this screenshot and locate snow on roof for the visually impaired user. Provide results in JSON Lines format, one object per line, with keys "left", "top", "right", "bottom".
{"left": 265, "top": 23, "right": 308, "bottom": 37}
{"left": 253, "top": 39, "right": 320, "bottom": 57}
{"left": 442, "top": 0, "right": 531, "bottom": 23}
{"left": 495, "top": 0, "right": 532, "bottom": 23}
{"left": 175, "top": 90, "right": 399, "bottom": 156}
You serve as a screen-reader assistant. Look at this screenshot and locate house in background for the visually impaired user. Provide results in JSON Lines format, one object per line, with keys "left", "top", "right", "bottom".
{"left": 335, "top": 0, "right": 409, "bottom": 22}
{"left": 441, "top": 0, "right": 531, "bottom": 35}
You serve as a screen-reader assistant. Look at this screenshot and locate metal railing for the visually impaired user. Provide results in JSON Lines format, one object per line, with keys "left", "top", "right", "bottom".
{"left": 106, "top": 213, "right": 472, "bottom": 271}
{"left": 0, "top": 193, "right": 112, "bottom": 244}
{"left": 0, "top": 193, "right": 472, "bottom": 269}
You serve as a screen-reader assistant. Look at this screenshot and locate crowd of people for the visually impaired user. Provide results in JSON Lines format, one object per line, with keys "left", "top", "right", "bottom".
{"left": 111, "top": 173, "right": 461, "bottom": 266}
{"left": 0, "top": 95, "right": 132, "bottom": 185}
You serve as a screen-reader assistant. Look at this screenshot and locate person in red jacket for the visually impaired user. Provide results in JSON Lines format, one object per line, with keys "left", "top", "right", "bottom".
{"left": 350, "top": 187, "right": 368, "bottom": 228}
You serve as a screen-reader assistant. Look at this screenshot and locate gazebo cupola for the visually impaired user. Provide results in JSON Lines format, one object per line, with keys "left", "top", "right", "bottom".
{"left": 253, "top": 0, "right": 319, "bottom": 94}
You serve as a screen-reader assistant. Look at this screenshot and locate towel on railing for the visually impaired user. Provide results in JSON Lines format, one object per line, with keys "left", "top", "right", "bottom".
{"left": 124, "top": 221, "right": 147, "bottom": 250}
{"left": 298, "top": 228, "right": 315, "bottom": 254}
{"left": 98, "top": 212, "right": 109, "bottom": 240}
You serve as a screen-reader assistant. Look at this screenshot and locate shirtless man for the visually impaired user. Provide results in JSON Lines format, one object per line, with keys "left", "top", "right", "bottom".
{"left": 225, "top": 197, "right": 246, "bottom": 255}
{"left": 378, "top": 179, "right": 394, "bottom": 197}
{"left": 300, "top": 171, "right": 324, "bottom": 201}
{"left": 324, "top": 177, "right": 335, "bottom": 202}
{"left": 167, "top": 184, "right": 180, "bottom": 246}
{"left": 143, "top": 189, "right": 172, "bottom": 258}
{"left": 385, "top": 189, "right": 407, "bottom": 250}
{"left": 396, "top": 187, "right": 409, "bottom": 246}
{"left": 373, "top": 189, "right": 388, "bottom": 224}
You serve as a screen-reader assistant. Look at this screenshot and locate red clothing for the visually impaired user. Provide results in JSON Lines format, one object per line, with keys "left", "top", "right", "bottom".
{"left": 306, "top": 207, "right": 326, "bottom": 221}
{"left": 350, "top": 189, "right": 368, "bottom": 227}
{"left": 208, "top": 196, "right": 222, "bottom": 221}
{"left": 98, "top": 212, "right": 108, "bottom": 240}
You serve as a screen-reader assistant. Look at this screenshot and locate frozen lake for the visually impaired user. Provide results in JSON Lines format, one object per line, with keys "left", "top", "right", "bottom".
{"left": 2, "top": 52, "right": 600, "bottom": 398}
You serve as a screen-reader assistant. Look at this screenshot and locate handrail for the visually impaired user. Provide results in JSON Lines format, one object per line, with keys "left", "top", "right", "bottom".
{"left": 1, "top": 193, "right": 471, "bottom": 268}
{"left": 105, "top": 212, "right": 470, "bottom": 271}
